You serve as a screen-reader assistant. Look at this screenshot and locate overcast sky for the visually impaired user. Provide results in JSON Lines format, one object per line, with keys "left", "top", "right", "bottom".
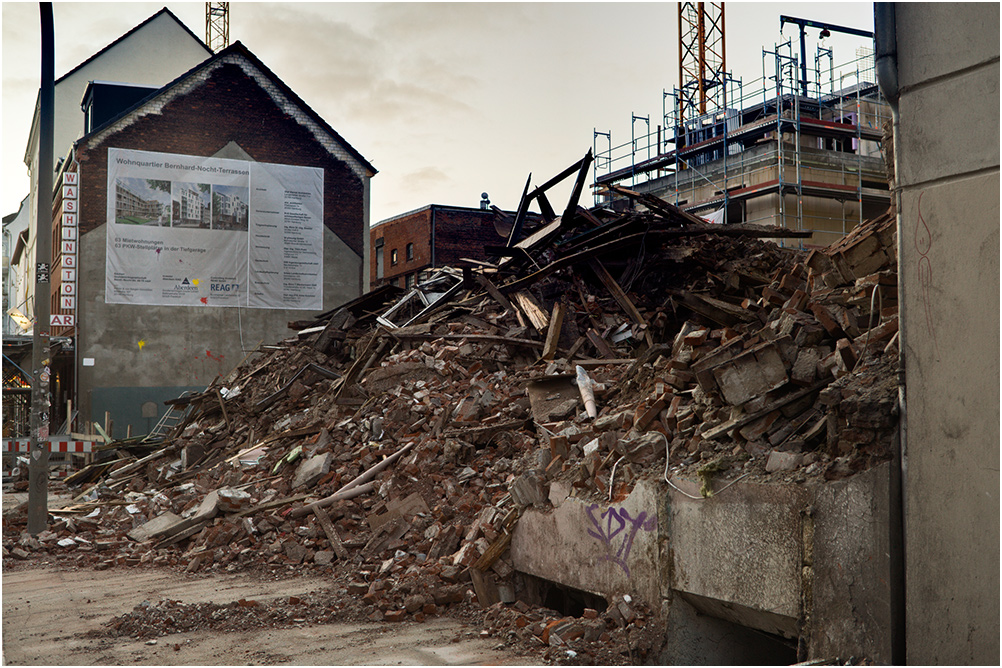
{"left": 2, "top": 2, "right": 875, "bottom": 225}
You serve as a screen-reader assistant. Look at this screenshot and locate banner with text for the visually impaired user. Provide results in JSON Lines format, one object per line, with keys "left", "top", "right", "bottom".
{"left": 105, "top": 148, "right": 323, "bottom": 309}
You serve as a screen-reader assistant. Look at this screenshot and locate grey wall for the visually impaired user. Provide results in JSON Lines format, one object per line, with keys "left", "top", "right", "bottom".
{"left": 891, "top": 4, "right": 1000, "bottom": 664}
{"left": 77, "top": 223, "right": 361, "bottom": 436}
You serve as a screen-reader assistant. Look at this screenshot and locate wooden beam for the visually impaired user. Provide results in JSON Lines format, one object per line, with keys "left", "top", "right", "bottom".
{"left": 314, "top": 504, "right": 350, "bottom": 560}
{"left": 586, "top": 328, "right": 618, "bottom": 359}
{"left": 541, "top": 302, "right": 566, "bottom": 361}
{"left": 513, "top": 291, "right": 549, "bottom": 331}
{"left": 388, "top": 332, "right": 545, "bottom": 349}
{"left": 475, "top": 274, "right": 526, "bottom": 327}
{"left": 588, "top": 258, "right": 653, "bottom": 346}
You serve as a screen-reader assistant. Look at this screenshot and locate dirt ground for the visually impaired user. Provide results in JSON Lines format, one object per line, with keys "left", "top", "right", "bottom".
{"left": 1, "top": 565, "right": 530, "bottom": 666}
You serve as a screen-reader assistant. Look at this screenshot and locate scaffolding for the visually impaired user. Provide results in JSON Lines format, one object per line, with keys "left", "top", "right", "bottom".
{"left": 594, "top": 38, "right": 891, "bottom": 248}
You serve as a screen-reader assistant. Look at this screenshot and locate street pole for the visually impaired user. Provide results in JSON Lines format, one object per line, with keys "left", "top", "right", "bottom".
{"left": 28, "top": 2, "right": 55, "bottom": 534}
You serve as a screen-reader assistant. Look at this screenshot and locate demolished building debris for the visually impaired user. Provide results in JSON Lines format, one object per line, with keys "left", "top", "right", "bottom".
{"left": 3, "top": 154, "right": 901, "bottom": 664}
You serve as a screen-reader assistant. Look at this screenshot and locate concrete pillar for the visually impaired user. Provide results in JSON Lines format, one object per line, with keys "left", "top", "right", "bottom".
{"left": 891, "top": 4, "right": 1000, "bottom": 664}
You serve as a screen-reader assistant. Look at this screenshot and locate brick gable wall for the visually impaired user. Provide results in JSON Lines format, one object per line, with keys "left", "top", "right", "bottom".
{"left": 75, "top": 62, "right": 365, "bottom": 257}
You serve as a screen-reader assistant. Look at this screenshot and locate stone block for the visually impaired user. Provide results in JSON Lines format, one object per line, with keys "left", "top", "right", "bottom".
{"left": 127, "top": 512, "right": 184, "bottom": 543}
{"left": 217, "top": 488, "right": 251, "bottom": 513}
{"left": 765, "top": 450, "right": 804, "bottom": 473}
{"left": 711, "top": 341, "right": 788, "bottom": 406}
{"left": 292, "top": 451, "right": 333, "bottom": 490}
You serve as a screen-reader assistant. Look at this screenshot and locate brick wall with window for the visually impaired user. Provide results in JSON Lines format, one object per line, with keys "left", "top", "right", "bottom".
{"left": 370, "top": 207, "right": 432, "bottom": 287}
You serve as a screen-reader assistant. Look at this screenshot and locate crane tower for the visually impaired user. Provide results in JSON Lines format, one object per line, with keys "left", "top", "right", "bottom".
{"left": 677, "top": 2, "right": 726, "bottom": 124}
{"left": 206, "top": 2, "right": 230, "bottom": 52}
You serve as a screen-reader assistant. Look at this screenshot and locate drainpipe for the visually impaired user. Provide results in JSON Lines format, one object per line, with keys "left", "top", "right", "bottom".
{"left": 874, "top": 3, "right": 906, "bottom": 664}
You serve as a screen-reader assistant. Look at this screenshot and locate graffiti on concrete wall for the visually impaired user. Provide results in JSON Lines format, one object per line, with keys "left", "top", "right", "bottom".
{"left": 585, "top": 504, "right": 657, "bottom": 577}
{"left": 915, "top": 191, "right": 939, "bottom": 354}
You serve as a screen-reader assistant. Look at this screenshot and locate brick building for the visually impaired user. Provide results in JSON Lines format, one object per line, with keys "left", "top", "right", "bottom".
{"left": 371, "top": 204, "right": 531, "bottom": 288}
{"left": 45, "top": 40, "right": 375, "bottom": 437}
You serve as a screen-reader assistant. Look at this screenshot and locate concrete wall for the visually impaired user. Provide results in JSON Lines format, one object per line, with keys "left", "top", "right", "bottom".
{"left": 809, "top": 462, "right": 901, "bottom": 663}
{"left": 511, "top": 465, "right": 900, "bottom": 663}
{"left": 511, "top": 479, "right": 662, "bottom": 609}
{"left": 890, "top": 4, "right": 1000, "bottom": 664}
{"left": 666, "top": 476, "right": 808, "bottom": 639}
{"left": 77, "top": 223, "right": 360, "bottom": 437}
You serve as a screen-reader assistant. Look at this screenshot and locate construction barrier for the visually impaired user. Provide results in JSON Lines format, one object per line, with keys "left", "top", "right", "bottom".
{"left": 2, "top": 439, "right": 96, "bottom": 453}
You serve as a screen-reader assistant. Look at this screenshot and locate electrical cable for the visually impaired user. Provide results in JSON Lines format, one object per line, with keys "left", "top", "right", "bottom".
{"left": 659, "top": 429, "right": 752, "bottom": 499}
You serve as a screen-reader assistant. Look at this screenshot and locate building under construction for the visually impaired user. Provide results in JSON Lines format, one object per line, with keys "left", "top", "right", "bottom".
{"left": 594, "top": 7, "right": 890, "bottom": 249}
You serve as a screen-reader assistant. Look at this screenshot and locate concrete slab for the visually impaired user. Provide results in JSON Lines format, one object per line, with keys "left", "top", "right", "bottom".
{"left": 667, "top": 476, "right": 809, "bottom": 638}
{"left": 810, "top": 462, "right": 899, "bottom": 663}
{"left": 127, "top": 511, "right": 184, "bottom": 542}
{"left": 511, "top": 479, "right": 661, "bottom": 608}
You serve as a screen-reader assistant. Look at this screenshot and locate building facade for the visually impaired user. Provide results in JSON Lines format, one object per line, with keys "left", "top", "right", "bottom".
{"left": 40, "top": 40, "right": 375, "bottom": 438}
{"left": 371, "top": 203, "right": 517, "bottom": 288}
{"left": 17, "top": 8, "right": 212, "bottom": 320}
{"left": 595, "top": 46, "right": 891, "bottom": 249}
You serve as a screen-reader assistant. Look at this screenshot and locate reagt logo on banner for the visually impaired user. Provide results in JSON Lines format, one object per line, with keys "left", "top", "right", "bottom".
{"left": 210, "top": 283, "right": 240, "bottom": 293}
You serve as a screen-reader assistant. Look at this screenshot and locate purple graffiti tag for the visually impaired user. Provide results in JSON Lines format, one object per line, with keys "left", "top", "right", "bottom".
{"left": 586, "top": 504, "right": 657, "bottom": 577}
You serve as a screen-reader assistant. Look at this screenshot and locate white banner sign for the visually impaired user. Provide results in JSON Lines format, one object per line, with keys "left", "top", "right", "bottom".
{"left": 105, "top": 148, "right": 323, "bottom": 309}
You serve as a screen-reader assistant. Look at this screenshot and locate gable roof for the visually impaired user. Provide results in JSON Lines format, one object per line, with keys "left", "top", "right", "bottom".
{"left": 79, "top": 40, "right": 377, "bottom": 178}
{"left": 56, "top": 7, "right": 212, "bottom": 86}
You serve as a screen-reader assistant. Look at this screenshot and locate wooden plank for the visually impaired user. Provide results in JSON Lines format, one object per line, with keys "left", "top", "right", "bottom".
{"left": 586, "top": 328, "right": 618, "bottom": 359}
{"left": 701, "top": 380, "right": 830, "bottom": 440}
{"left": 565, "top": 335, "right": 588, "bottom": 360}
{"left": 472, "top": 531, "right": 512, "bottom": 572}
{"left": 513, "top": 291, "right": 549, "bottom": 331}
{"left": 469, "top": 567, "right": 501, "bottom": 607}
{"left": 333, "top": 331, "right": 384, "bottom": 401}
{"left": 588, "top": 258, "right": 653, "bottom": 346}
{"left": 156, "top": 519, "right": 209, "bottom": 548}
{"left": 541, "top": 302, "right": 566, "bottom": 361}
{"left": 314, "top": 504, "right": 350, "bottom": 560}
{"left": 215, "top": 389, "right": 232, "bottom": 433}
{"left": 475, "top": 274, "right": 526, "bottom": 327}
{"left": 498, "top": 224, "right": 811, "bottom": 296}
{"left": 387, "top": 332, "right": 545, "bottom": 349}
{"left": 314, "top": 309, "right": 356, "bottom": 353}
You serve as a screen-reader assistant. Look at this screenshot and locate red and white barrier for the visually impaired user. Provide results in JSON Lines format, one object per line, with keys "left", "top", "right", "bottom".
{"left": 2, "top": 439, "right": 96, "bottom": 453}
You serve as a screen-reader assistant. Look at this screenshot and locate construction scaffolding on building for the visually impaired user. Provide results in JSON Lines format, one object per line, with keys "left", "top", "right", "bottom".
{"left": 594, "top": 30, "right": 890, "bottom": 249}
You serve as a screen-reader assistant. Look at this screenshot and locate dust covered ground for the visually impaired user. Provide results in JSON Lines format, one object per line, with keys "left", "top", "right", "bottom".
{"left": 1, "top": 564, "right": 538, "bottom": 666}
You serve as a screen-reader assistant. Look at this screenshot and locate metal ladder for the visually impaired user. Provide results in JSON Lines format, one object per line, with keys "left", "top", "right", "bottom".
{"left": 142, "top": 392, "right": 197, "bottom": 444}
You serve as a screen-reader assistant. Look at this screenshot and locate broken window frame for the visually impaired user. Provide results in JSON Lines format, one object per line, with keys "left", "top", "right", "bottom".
{"left": 376, "top": 267, "right": 465, "bottom": 329}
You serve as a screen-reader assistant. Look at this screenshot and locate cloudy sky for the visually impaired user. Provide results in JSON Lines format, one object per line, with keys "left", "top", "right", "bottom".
{"left": 2, "top": 2, "right": 875, "bottom": 225}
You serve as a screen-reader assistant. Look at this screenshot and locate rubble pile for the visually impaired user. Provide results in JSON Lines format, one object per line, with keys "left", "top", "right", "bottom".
{"left": 3, "top": 155, "right": 900, "bottom": 662}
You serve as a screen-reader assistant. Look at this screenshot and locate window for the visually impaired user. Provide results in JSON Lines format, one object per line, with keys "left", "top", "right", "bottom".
{"left": 405, "top": 273, "right": 416, "bottom": 288}
{"left": 391, "top": 248, "right": 398, "bottom": 265}
{"left": 375, "top": 237, "right": 384, "bottom": 279}
{"left": 406, "top": 242, "right": 414, "bottom": 261}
